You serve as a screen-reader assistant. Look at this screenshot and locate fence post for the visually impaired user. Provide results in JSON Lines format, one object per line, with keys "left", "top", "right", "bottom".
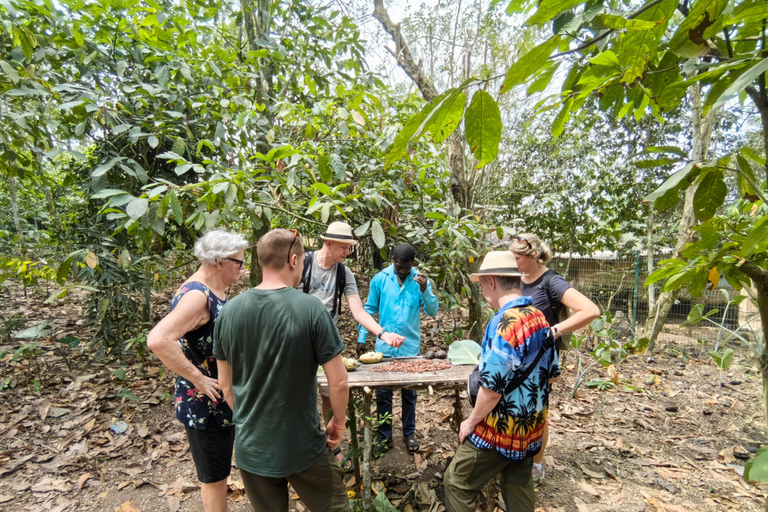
{"left": 632, "top": 250, "right": 640, "bottom": 337}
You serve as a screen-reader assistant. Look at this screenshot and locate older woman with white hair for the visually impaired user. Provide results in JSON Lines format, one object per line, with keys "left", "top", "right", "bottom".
{"left": 148, "top": 230, "right": 248, "bottom": 512}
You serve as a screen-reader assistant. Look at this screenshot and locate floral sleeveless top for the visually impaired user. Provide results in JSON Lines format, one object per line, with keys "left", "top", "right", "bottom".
{"left": 171, "top": 281, "right": 233, "bottom": 430}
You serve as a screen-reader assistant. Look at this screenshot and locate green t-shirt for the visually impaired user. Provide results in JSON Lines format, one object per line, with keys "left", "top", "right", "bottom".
{"left": 212, "top": 287, "right": 344, "bottom": 477}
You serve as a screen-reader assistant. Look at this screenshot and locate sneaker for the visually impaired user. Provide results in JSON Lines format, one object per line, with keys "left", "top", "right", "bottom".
{"left": 532, "top": 462, "right": 545, "bottom": 482}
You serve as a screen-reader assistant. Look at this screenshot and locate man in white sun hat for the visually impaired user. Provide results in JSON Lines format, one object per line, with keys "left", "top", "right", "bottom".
{"left": 301, "top": 221, "right": 406, "bottom": 465}
{"left": 443, "top": 251, "right": 559, "bottom": 512}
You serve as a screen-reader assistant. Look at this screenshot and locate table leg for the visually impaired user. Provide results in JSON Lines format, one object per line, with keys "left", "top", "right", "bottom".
{"left": 362, "top": 390, "right": 372, "bottom": 511}
{"left": 348, "top": 392, "right": 361, "bottom": 487}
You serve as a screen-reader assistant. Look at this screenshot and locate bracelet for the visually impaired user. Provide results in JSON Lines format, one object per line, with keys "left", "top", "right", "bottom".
{"left": 553, "top": 325, "right": 559, "bottom": 335}
{"left": 377, "top": 329, "right": 387, "bottom": 340}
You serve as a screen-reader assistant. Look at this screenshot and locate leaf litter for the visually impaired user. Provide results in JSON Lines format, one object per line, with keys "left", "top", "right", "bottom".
{"left": 0, "top": 279, "right": 765, "bottom": 511}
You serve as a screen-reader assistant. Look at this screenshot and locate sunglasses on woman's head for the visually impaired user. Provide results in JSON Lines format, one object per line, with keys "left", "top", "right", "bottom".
{"left": 513, "top": 236, "right": 532, "bottom": 249}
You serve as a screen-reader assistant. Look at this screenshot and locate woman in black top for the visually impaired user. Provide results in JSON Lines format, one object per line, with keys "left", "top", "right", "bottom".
{"left": 509, "top": 233, "right": 600, "bottom": 481}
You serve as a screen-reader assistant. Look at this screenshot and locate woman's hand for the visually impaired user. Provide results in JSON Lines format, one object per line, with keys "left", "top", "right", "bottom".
{"left": 192, "top": 374, "right": 222, "bottom": 402}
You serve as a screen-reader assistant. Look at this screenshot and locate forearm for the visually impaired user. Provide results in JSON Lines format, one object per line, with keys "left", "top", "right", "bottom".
{"left": 556, "top": 307, "right": 600, "bottom": 334}
{"left": 354, "top": 309, "right": 384, "bottom": 336}
{"left": 327, "top": 379, "right": 349, "bottom": 425}
{"left": 422, "top": 290, "right": 439, "bottom": 317}
{"left": 468, "top": 387, "right": 501, "bottom": 424}
{"left": 222, "top": 383, "right": 235, "bottom": 408}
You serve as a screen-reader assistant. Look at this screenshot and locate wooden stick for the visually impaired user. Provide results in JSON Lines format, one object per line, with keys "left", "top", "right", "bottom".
{"left": 362, "top": 389, "right": 372, "bottom": 511}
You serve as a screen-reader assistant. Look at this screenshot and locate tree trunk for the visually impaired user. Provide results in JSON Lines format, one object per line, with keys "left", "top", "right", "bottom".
{"left": 647, "top": 204, "right": 655, "bottom": 312}
{"left": 373, "top": 0, "right": 483, "bottom": 341}
{"left": 243, "top": 0, "right": 274, "bottom": 287}
{"left": 644, "top": 83, "right": 718, "bottom": 351}
{"left": 8, "top": 174, "right": 21, "bottom": 237}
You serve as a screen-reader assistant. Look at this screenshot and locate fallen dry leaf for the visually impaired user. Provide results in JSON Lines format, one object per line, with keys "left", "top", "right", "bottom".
{"left": 39, "top": 400, "right": 51, "bottom": 421}
{"left": 121, "top": 502, "right": 142, "bottom": 512}
{"left": 579, "top": 480, "right": 600, "bottom": 497}
{"left": 573, "top": 496, "right": 590, "bottom": 512}
{"left": 78, "top": 473, "right": 91, "bottom": 490}
{"left": 0, "top": 495, "right": 13, "bottom": 504}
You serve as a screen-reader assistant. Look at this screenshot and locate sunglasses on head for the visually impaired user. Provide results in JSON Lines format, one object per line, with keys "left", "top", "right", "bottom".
{"left": 513, "top": 236, "right": 532, "bottom": 249}
{"left": 287, "top": 229, "right": 300, "bottom": 264}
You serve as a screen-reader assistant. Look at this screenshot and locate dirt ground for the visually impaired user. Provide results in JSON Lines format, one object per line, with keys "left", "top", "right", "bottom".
{"left": 0, "top": 276, "right": 766, "bottom": 512}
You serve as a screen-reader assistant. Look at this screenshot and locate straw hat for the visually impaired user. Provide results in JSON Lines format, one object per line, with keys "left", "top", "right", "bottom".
{"left": 320, "top": 221, "right": 358, "bottom": 245}
{"left": 470, "top": 251, "right": 524, "bottom": 281}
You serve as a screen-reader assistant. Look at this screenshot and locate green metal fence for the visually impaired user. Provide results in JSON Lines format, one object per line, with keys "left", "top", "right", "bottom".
{"left": 549, "top": 254, "right": 761, "bottom": 355}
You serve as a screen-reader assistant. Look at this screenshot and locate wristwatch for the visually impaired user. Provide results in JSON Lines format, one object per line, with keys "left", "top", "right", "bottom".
{"left": 377, "top": 329, "right": 387, "bottom": 340}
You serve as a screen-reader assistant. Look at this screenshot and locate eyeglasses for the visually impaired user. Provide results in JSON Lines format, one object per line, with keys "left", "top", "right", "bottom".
{"left": 287, "top": 228, "right": 300, "bottom": 263}
{"left": 513, "top": 236, "right": 532, "bottom": 249}
{"left": 225, "top": 257, "right": 244, "bottom": 269}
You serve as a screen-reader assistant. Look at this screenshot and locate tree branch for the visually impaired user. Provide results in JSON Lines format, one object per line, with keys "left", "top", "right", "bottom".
{"left": 372, "top": 0, "right": 439, "bottom": 101}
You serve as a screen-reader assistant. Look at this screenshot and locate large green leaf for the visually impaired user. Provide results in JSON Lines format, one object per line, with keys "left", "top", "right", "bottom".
{"left": 14, "top": 321, "right": 51, "bottom": 339}
{"left": 371, "top": 220, "right": 386, "bottom": 248}
{"left": 745, "top": 446, "right": 768, "bottom": 483}
{"left": 617, "top": 0, "right": 677, "bottom": 84}
{"left": 526, "top": 0, "right": 583, "bottom": 26}
{"left": 668, "top": 0, "right": 729, "bottom": 58}
{"left": 385, "top": 90, "right": 453, "bottom": 168}
{"left": 501, "top": 36, "right": 562, "bottom": 94}
{"left": 590, "top": 14, "right": 660, "bottom": 30}
{"left": 740, "top": 215, "right": 768, "bottom": 257}
{"left": 447, "top": 339, "right": 481, "bottom": 365}
{"left": 710, "top": 57, "right": 768, "bottom": 111}
{"left": 126, "top": 197, "right": 149, "bottom": 219}
{"left": 693, "top": 170, "right": 726, "bottom": 220}
{"left": 464, "top": 90, "right": 502, "bottom": 168}
{"left": 643, "top": 163, "right": 697, "bottom": 205}
{"left": 428, "top": 90, "right": 466, "bottom": 144}
{"left": 527, "top": 62, "right": 560, "bottom": 95}
{"left": 736, "top": 155, "right": 759, "bottom": 201}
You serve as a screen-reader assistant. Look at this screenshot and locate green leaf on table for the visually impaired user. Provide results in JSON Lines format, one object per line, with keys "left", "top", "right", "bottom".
{"left": 447, "top": 339, "right": 481, "bottom": 365}
{"left": 745, "top": 446, "right": 768, "bottom": 483}
{"left": 464, "top": 90, "right": 502, "bottom": 168}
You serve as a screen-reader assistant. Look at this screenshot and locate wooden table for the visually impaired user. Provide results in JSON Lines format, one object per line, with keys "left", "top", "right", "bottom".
{"left": 318, "top": 360, "right": 474, "bottom": 511}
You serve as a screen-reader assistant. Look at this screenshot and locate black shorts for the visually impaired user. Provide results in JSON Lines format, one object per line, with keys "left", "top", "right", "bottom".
{"left": 185, "top": 421, "right": 235, "bottom": 483}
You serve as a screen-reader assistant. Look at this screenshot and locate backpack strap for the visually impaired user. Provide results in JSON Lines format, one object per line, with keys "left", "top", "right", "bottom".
{"left": 302, "top": 252, "right": 313, "bottom": 294}
{"left": 539, "top": 270, "right": 562, "bottom": 321}
{"left": 333, "top": 262, "right": 347, "bottom": 317}
{"left": 503, "top": 330, "right": 555, "bottom": 395}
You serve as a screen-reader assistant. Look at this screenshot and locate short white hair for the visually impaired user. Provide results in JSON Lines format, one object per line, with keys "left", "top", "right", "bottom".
{"left": 194, "top": 230, "right": 248, "bottom": 265}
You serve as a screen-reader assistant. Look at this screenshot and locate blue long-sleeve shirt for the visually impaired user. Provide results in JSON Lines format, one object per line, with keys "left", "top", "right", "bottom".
{"left": 357, "top": 265, "right": 439, "bottom": 357}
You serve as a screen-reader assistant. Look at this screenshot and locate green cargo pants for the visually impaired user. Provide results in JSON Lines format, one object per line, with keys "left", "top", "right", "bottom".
{"left": 240, "top": 448, "right": 348, "bottom": 512}
{"left": 443, "top": 441, "right": 535, "bottom": 512}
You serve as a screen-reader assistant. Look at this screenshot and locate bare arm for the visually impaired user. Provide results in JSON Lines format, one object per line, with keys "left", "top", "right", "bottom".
{"left": 217, "top": 360, "right": 234, "bottom": 408}
{"left": 147, "top": 291, "right": 222, "bottom": 401}
{"left": 555, "top": 287, "right": 600, "bottom": 336}
{"left": 347, "top": 293, "right": 404, "bottom": 347}
{"left": 459, "top": 386, "right": 501, "bottom": 443}
{"left": 322, "top": 354, "right": 349, "bottom": 448}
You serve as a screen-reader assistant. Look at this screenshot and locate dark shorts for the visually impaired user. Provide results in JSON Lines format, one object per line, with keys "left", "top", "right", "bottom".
{"left": 185, "top": 422, "right": 235, "bottom": 484}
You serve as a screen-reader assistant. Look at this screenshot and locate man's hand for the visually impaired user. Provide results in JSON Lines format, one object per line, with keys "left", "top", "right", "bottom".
{"left": 413, "top": 273, "right": 428, "bottom": 292}
{"left": 191, "top": 375, "right": 222, "bottom": 402}
{"left": 459, "top": 417, "right": 479, "bottom": 444}
{"left": 381, "top": 331, "right": 405, "bottom": 348}
{"left": 326, "top": 418, "right": 346, "bottom": 449}
{"left": 356, "top": 343, "right": 366, "bottom": 358}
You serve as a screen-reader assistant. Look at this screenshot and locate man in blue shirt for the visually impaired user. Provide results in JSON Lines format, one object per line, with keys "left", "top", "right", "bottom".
{"left": 357, "top": 244, "right": 439, "bottom": 453}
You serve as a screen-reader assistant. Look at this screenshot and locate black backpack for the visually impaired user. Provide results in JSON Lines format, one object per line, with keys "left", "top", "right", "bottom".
{"left": 538, "top": 270, "right": 572, "bottom": 349}
{"left": 301, "top": 252, "right": 347, "bottom": 318}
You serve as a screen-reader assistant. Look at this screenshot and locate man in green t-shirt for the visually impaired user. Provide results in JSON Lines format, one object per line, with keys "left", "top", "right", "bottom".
{"left": 214, "top": 228, "right": 349, "bottom": 512}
